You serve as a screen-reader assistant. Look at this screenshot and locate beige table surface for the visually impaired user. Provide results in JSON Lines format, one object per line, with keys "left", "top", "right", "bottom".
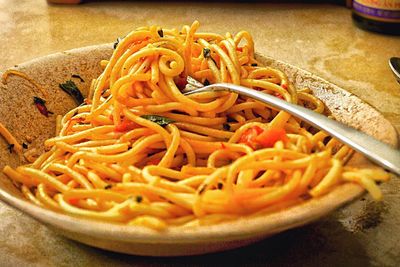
{"left": 0, "top": 1, "right": 400, "bottom": 266}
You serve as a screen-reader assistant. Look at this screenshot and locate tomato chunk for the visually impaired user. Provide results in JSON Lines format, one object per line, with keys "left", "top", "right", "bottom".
{"left": 239, "top": 126, "right": 287, "bottom": 149}
{"left": 238, "top": 126, "right": 263, "bottom": 149}
{"left": 115, "top": 119, "right": 138, "bottom": 132}
{"left": 255, "top": 128, "right": 287, "bottom": 148}
{"left": 174, "top": 75, "right": 187, "bottom": 91}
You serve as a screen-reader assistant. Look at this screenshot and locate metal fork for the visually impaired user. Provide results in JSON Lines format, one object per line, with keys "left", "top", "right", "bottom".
{"left": 183, "top": 82, "right": 400, "bottom": 176}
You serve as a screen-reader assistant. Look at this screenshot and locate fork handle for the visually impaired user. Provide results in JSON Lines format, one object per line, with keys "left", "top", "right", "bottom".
{"left": 185, "top": 83, "right": 400, "bottom": 175}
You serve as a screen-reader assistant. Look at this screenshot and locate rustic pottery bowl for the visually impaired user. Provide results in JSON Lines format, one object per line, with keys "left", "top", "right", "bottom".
{"left": 0, "top": 44, "right": 397, "bottom": 256}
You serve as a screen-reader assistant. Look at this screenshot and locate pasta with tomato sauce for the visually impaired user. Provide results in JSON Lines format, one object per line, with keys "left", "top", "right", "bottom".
{"left": 2, "top": 21, "right": 389, "bottom": 230}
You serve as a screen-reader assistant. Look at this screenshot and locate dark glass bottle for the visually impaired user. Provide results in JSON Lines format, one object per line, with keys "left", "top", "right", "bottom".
{"left": 351, "top": 0, "right": 400, "bottom": 35}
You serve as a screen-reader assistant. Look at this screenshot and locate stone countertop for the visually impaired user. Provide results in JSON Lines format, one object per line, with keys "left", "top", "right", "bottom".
{"left": 0, "top": 1, "right": 399, "bottom": 266}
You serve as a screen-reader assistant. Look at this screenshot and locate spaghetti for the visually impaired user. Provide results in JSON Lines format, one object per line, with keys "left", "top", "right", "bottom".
{"left": 2, "top": 21, "right": 389, "bottom": 230}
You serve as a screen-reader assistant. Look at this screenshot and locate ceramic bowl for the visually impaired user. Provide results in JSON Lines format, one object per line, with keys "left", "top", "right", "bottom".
{"left": 0, "top": 44, "right": 397, "bottom": 256}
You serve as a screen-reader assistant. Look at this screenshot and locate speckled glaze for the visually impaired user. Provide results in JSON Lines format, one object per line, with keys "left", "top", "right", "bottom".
{"left": 0, "top": 44, "right": 396, "bottom": 256}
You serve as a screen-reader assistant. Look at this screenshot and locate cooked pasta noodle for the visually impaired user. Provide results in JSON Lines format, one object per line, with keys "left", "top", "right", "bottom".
{"left": 2, "top": 21, "right": 389, "bottom": 230}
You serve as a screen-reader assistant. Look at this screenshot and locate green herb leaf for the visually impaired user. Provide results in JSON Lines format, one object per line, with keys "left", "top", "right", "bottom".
{"left": 140, "top": 115, "right": 175, "bottom": 127}
{"left": 72, "top": 74, "right": 84, "bottom": 82}
{"left": 251, "top": 63, "right": 258, "bottom": 67}
{"left": 59, "top": 80, "right": 84, "bottom": 105}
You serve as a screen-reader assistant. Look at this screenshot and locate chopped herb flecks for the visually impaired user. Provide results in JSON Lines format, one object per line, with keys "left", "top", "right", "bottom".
{"left": 198, "top": 184, "right": 206, "bottom": 195}
{"left": 7, "top": 144, "right": 14, "bottom": 153}
{"left": 227, "top": 117, "right": 235, "bottom": 123}
{"left": 203, "top": 48, "right": 211, "bottom": 58}
{"left": 72, "top": 74, "right": 84, "bottom": 82}
{"left": 217, "top": 182, "right": 223, "bottom": 190}
{"left": 223, "top": 123, "right": 230, "bottom": 131}
{"left": 135, "top": 195, "right": 143, "bottom": 203}
{"left": 33, "top": 96, "right": 52, "bottom": 117}
{"left": 141, "top": 115, "right": 175, "bottom": 127}
{"left": 204, "top": 79, "right": 210, "bottom": 86}
{"left": 251, "top": 63, "right": 258, "bottom": 67}
{"left": 59, "top": 80, "right": 84, "bottom": 105}
{"left": 104, "top": 185, "right": 112, "bottom": 190}
{"left": 22, "top": 143, "right": 28, "bottom": 149}
{"left": 157, "top": 29, "right": 164, "bottom": 37}
{"left": 113, "top": 37, "right": 122, "bottom": 49}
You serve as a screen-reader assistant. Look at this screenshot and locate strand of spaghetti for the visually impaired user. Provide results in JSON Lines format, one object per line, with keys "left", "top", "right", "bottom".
{"left": 64, "top": 189, "right": 128, "bottom": 202}
{"left": 225, "top": 148, "right": 314, "bottom": 193}
{"left": 114, "top": 183, "right": 194, "bottom": 210}
{"left": 179, "top": 138, "right": 196, "bottom": 166}
{"left": 179, "top": 130, "right": 217, "bottom": 142}
{"left": 160, "top": 113, "right": 226, "bottom": 126}
{"left": 233, "top": 30, "right": 254, "bottom": 58}
{"left": 31, "top": 147, "right": 55, "bottom": 169}
{"left": 45, "top": 125, "right": 115, "bottom": 146}
{"left": 297, "top": 91, "right": 324, "bottom": 113}
{"left": 152, "top": 179, "right": 196, "bottom": 193}
{"left": 0, "top": 122, "right": 22, "bottom": 153}
{"left": 16, "top": 167, "right": 69, "bottom": 192}
{"left": 239, "top": 157, "right": 317, "bottom": 172}
{"left": 207, "top": 150, "right": 242, "bottom": 168}
{"left": 61, "top": 105, "right": 92, "bottom": 125}
{"left": 309, "top": 159, "right": 342, "bottom": 197}
{"left": 21, "top": 185, "right": 43, "bottom": 206}
{"left": 3, "top": 165, "right": 38, "bottom": 186}
{"left": 57, "top": 195, "right": 131, "bottom": 221}
{"left": 158, "top": 124, "right": 180, "bottom": 168}
{"left": 91, "top": 30, "right": 153, "bottom": 111}
{"left": 342, "top": 172, "right": 382, "bottom": 200}
{"left": 193, "top": 167, "right": 230, "bottom": 216}
{"left": 2, "top": 69, "right": 48, "bottom": 98}
{"left": 143, "top": 102, "right": 198, "bottom": 117}
{"left": 183, "top": 21, "right": 199, "bottom": 77}
{"left": 165, "top": 76, "right": 225, "bottom": 112}
{"left": 66, "top": 134, "right": 163, "bottom": 165}
{"left": 110, "top": 41, "right": 150, "bottom": 86}
{"left": 225, "top": 102, "right": 266, "bottom": 114}
{"left": 82, "top": 160, "right": 122, "bottom": 182}
{"left": 220, "top": 39, "right": 240, "bottom": 74}
{"left": 142, "top": 165, "right": 190, "bottom": 181}
{"left": 174, "top": 122, "right": 233, "bottom": 139}
{"left": 241, "top": 79, "right": 292, "bottom": 102}
{"left": 55, "top": 141, "right": 129, "bottom": 154}
{"left": 36, "top": 184, "right": 61, "bottom": 211}
{"left": 210, "top": 44, "right": 240, "bottom": 84}
{"left": 123, "top": 109, "right": 172, "bottom": 146}
{"left": 242, "top": 170, "right": 302, "bottom": 211}
{"left": 47, "top": 163, "right": 93, "bottom": 189}
{"left": 86, "top": 170, "right": 110, "bottom": 189}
